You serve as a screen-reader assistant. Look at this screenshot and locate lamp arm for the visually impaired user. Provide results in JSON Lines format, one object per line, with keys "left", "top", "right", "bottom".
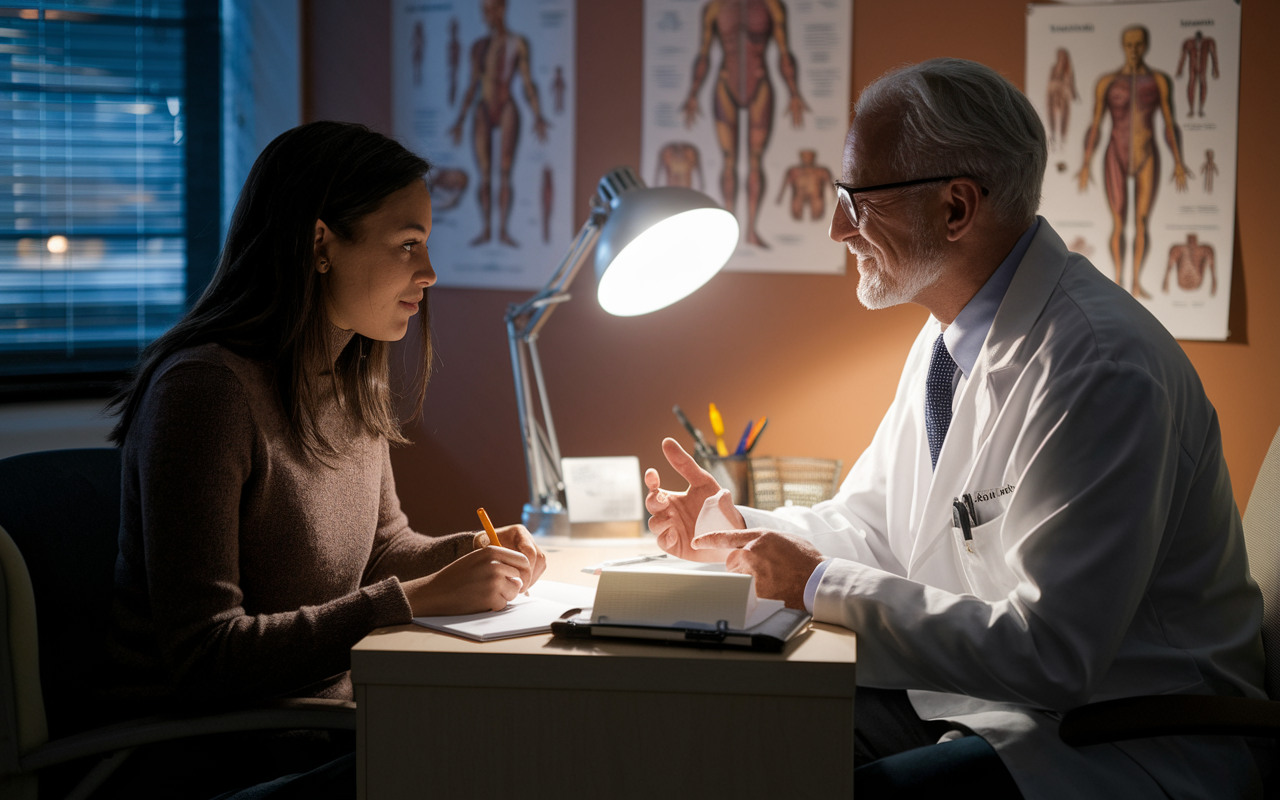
{"left": 526, "top": 334, "right": 562, "bottom": 472}
{"left": 506, "top": 315, "right": 542, "bottom": 508}
{"left": 506, "top": 206, "right": 604, "bottom": 325}
{"left": 504, "top": 207, "right": 607, "bottom": 520}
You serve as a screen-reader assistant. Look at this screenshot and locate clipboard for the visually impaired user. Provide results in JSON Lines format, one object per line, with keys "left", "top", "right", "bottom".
{"left": 550, "top": 607, "right": 811, "bottom": 653}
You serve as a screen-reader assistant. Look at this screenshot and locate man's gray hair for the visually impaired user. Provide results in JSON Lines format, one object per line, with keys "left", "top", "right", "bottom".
{"left": 855, "top": 58, "right": 1047, "bottom": 228}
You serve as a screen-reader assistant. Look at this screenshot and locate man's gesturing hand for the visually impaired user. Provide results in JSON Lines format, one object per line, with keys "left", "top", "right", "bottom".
{"left": 644, "top": 437, "right": 743, "bottom": 562}
{"left": 692, "top": 530, "right": 824, "bottom": 610}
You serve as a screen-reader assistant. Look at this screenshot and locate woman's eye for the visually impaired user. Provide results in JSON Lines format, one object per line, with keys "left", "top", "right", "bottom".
{"left": 402, "top": 242, "right": 415, "bottom": 252}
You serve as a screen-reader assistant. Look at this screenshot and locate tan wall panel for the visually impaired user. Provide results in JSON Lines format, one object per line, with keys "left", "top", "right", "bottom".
{"left": 304, "top": 0, "right": 1280, "bottom": 536}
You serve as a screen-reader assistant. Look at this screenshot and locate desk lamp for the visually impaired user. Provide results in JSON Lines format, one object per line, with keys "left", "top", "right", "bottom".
{"left": 506, "top": 166, "right": 738, "bottom": 536}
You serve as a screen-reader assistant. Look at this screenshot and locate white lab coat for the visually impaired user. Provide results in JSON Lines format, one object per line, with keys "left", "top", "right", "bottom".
{"left": 738, "top": 220, "right": 1267, "bottom": 799}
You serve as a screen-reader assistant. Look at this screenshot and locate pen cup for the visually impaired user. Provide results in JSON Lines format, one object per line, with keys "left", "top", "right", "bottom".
{"left": 694, "top": 454, "right": 751, "bottom": 507}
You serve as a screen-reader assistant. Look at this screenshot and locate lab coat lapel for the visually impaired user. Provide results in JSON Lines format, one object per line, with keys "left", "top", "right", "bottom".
{"left": 906, "top": 220, "right": 1072, "bottom": 577}
{"left": 979, "top": 219, "right": 1072, "bottom": 376}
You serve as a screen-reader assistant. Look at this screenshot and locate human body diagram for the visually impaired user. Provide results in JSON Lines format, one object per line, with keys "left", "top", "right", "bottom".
{"left": 552, "top": 66, "right": 566, "bottom": 114}
{"left": 653, "top": 141, "right": 704, "bottom": 190}
{"left": 412, "top": 21, "right": 425, "bottom": 86}
{"left": 775, "top": 149, "right": 832, "bottom": 221}
{"left": 1200, "top": 148, "right": 1218, "bottom": 193}
{"left": 1164, "top": 233, "right": 1215, "bottom": 296}
{"left": 1177, "top": 31, "right": 1219, "bottom": 118}
{"left": 448, "top": 18, "right": 461, "bottom": 104}
{"left": 449, "top": 0, "right": 549, "bottom": 248}
{"left": 541, "top": 165, "right": 553, "bottom": 242}
{"left": 1077, "top": 26, "right": 1190, "bottom": 299}
{"left": 681, "top": 0, "right": 809, "bottom": 249}
{"left": 1046, "top": 49, "right": 1078, "bottom": 148}
{"left": 426, "top": 168, "right": 469, "bottom": 211}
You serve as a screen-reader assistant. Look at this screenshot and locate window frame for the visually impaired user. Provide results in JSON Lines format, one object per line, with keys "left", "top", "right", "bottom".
{"left": 0, "top": 0, "right": 221, "bottom": 403}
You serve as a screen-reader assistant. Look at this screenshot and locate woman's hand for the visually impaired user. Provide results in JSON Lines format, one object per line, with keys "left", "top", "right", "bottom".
{"left": 474, "top": 523, "right": 546, "bottom": 592}
{"left": 402, "top": 546, "right": 532, "bottom": 616}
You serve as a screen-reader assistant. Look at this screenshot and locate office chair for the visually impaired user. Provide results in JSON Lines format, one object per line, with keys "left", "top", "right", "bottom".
{"left": 0, "top": 448, "right": 355, "bottom": 800}
{"left": 1059, "top": 426, "right": 1280, "bottom": 786}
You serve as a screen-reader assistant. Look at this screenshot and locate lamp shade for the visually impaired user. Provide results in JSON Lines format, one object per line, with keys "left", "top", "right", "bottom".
{"left": 593, "top": 167, "right": 738, "bottom": 317}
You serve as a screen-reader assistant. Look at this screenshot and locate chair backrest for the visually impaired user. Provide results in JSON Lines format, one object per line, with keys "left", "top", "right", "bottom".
{"left": 0, "top": 449, "right": 122, "bottom": 742}
{"left": 0, "top": 521, "right": 46, "bottom": 775}
{"left": 1243, "top": 426, "right": 1280, "bottom": 701}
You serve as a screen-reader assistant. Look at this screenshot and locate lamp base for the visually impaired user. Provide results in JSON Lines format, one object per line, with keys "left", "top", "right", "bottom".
{"left": 568, "top": 520, "right": 645, "bottom": 538}
{"left": 522, "top": 504, "right": 571, "bottom": 538}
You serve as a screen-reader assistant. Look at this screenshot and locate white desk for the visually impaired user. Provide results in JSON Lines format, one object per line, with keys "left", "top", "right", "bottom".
{"left": 352, "top": 538, "right": 857, "bottom": 799}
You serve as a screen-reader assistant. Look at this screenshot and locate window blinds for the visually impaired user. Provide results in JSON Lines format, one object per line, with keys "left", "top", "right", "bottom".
{"left": 0, "top": 1, "right": 186, "bottom": 376}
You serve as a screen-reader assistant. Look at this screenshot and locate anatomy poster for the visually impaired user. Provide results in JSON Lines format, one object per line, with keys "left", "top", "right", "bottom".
{"left": 392, "top": 0, "right": 576, "bottom": 290}
{"left": 1027, "top": 0, "right": 1240, "bottom": 340}
{"left": 642, "top": 0, "right": 852, "bottom": 274}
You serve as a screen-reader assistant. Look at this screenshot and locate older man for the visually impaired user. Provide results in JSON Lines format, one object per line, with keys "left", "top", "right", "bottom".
{"left": 645, "top": 59, "right": 1266, "bottom": 799}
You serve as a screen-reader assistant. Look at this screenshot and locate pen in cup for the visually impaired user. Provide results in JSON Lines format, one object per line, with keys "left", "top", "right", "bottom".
{"left": 745, "top": 417, "right": 769, "bottom": 453}
{"left": 673, "top": 404, "right": 715, "bottom": 459}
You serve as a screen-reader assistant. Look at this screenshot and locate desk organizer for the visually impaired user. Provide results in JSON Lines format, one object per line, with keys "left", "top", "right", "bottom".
{"left": 694, "top": 455, "right": 843, "bottom": 509}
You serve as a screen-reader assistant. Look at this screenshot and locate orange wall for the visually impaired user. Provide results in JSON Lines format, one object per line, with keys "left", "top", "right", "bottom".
{"left": 305, "top": 0, "right": 1280, "bottom": 537}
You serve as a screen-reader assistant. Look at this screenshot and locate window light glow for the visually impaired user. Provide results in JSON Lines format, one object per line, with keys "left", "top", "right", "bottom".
{"left": 596, "top": 208, "right": 738, "bottom": 316}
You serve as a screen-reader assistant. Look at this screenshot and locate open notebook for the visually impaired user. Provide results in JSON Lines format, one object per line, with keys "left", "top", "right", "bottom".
{"left": 553, "top": 568, "right": 805, "bottom": 652}
{"left": 412, "top": 581, "right": 596, "bottom": 642}
{"left": 591, "top": 567, "right": 785, "bottom": 629}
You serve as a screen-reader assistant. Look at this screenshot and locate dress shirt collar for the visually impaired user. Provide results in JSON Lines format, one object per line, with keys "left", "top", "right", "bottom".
{"left": 943, "top": 218, "right": 1039, "bottom": 378}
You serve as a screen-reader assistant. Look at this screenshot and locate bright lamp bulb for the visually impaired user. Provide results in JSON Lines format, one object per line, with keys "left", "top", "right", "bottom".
{"left": 596, "top": 208, "right": 737, "bottom": 316}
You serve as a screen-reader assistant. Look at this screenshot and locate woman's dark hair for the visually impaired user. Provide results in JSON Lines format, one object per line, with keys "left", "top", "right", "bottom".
{"left": 108, "top": 121, "right": 433, "bottom": 461}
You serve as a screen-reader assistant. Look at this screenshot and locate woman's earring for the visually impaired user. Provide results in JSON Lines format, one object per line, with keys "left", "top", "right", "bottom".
{"left": 318, "top": 259, "right": 330, "bottom": 273}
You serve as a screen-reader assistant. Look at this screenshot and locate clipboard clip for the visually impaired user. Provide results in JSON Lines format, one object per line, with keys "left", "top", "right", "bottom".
{"left": 685, "top": 620, "right": 731, "bottom": 643}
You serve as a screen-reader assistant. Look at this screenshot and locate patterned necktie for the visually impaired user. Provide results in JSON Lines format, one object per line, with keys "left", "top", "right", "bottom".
{"left": 925, "top": 333, "right": 957, "bottom": 470}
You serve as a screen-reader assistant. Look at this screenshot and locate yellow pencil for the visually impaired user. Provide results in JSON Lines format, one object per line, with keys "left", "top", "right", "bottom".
{"left": 477, "top": 507, "right": 501, "bottom": 548}
{"left": 708, "top": 402, "right": 729, "bottom": 457}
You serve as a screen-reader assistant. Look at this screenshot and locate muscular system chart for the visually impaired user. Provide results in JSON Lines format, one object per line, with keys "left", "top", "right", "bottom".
{"left": 1027, "top": 0, "right": 1240, "bottom": 341}
{"left": 392, "top": 0, "right": 576, "bottom": 290}
{"left": 642, "top": 0, "right": 852, "bottom": 275}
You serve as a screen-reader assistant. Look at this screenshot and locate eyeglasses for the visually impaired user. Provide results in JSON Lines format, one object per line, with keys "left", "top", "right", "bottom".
{"left": 833, "top": 176, "right": 990, "bottom": 227}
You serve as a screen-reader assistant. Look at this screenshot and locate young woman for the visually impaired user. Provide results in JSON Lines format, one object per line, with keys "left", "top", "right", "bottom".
{"left": 103, "top": 121, "right": 544, "bottom": 796}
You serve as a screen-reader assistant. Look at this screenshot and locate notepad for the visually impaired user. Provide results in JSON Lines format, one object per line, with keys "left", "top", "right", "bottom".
{"left": 412, "top": 581, "right": 597, "bottom": 642}
{"left": 580, "top": 553, "right": 727, "bottom": 575}
{"left": 592, "top": 567, "right": 785, "bottom": 630}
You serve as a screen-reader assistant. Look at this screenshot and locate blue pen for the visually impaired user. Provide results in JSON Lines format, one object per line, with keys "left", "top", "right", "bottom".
{"left": 733, "top": 419, "right": 754, "bottom": 455}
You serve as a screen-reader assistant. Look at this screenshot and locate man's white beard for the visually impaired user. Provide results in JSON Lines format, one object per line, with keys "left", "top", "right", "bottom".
{"left": 854, "top": 218, "right": 947, "bottom": 310}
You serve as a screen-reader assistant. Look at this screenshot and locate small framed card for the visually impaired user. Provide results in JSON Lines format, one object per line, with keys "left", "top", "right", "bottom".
{"left": 561, "top": 456, "right": 644, "bottom": 526}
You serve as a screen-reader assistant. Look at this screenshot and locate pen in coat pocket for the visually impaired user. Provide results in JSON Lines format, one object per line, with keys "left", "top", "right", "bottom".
{"left": 952, "top": 498, "right": 974, "bottom": 554}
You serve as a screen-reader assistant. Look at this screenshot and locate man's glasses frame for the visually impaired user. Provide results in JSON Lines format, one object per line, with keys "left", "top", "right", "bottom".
{"left": 834, "top": 176, "right": 990, "bottom": 227}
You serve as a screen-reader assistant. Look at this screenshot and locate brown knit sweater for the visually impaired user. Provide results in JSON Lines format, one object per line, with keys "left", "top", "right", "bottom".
{"left": 109, "top": 329, "right": 473, "bottom": 708}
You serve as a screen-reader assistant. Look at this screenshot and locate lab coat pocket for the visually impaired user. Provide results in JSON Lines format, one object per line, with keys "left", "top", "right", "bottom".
{"left": 953, "top": 514, "right": 1019, "bottom": 601}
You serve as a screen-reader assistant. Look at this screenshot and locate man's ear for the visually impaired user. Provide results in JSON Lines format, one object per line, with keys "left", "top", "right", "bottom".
{"left": 944, "top": 180, "right": 983, "bottom": 242}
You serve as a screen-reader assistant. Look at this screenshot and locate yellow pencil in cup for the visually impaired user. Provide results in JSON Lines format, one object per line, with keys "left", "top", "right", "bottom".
{"left": 477, "top": 507, "right": 501, "bottom": 548}
{"left": 708, "top": 402, "right": 729, "bottom": 457}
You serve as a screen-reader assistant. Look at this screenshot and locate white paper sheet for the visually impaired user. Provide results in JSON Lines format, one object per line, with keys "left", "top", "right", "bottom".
{"left": 412, "top": 580, "right": 595, "bottom": 641}
{"left": 561, "top": 456, "right": 644, "bottom": 523}
{"left": 593, "top": 567, "right": 761, "bottom": 629}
